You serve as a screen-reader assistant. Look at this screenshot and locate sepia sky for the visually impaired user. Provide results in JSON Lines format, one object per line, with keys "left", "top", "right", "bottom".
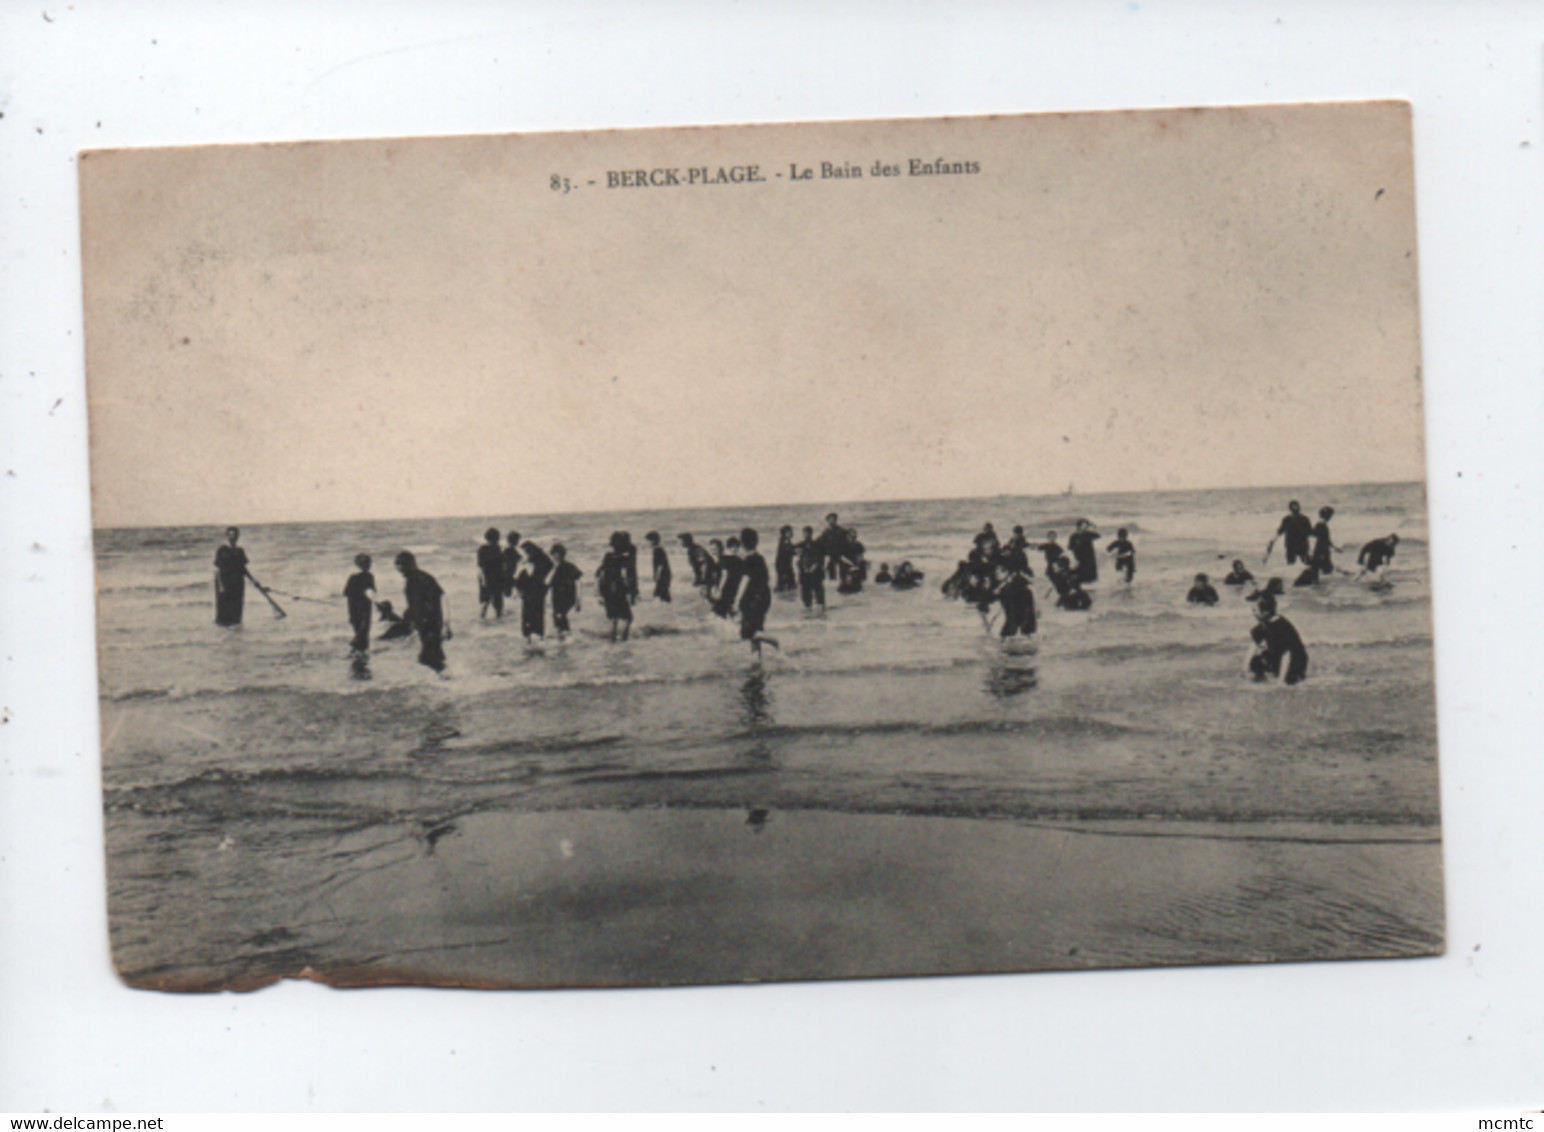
{"left": 81, "top": 102, "right": 1425, "bottom": 528}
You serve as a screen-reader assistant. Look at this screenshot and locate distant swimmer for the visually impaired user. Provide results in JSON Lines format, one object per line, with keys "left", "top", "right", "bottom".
{"left": 1248, "top": 604, "right": 1309, "bottom": 686}
{"left": 734, "top": 528, "right": 780, "bottom": 660}
{"left": 874, "top": 563, "right": 893, "bottom": 585}
{"left": 1356, "top": 534, "right": 1401, "bottom": 582}
{"left": 1265, "top": 500, "right": 1314, "bottom": 566}
{"left": 774, "top": 526, "right": 798, "bottom": 594}
{"left": 597, "top": 533, "right": 634, "bottom": 642}
{"left": 213, "top": 526, "right": 251, "bottom": 626}
{"left": 679, "top": 533, "right": 711, "bottom": 589}
{"left": 645, "top": 531, "right": 672, "bottom": 602}
{"left": 1105, "top": 527, "right": 1136, "bottom": 584}
{"left": 514, "top": 540, "right": 553, "bottom": 643}
{"left": 477, "top": 528, "right": 505, "bottom": 620}
{"left": 995, "top": 559, "right": 1038, "bottom": 639}
{"left": 394, "top": 550, "right": 449, "bottom": 673}
{"left": 713, "top": 536, "right": 746, "bottom": 618}
{"left": 1067, "top": 519, "right": 1102, "bottom": 584}
{"left": 891, "top": 561, "right": 924, "bottom": 590}
{"left": 1186, "top": 573, "right": 1220, "bottom": 606}
{"left": 1309, "top": 506, "right": 1344, "bottom": 576}
{"left": 1222, "top": 559, "right": 1255, "bottom": 587}
{"left": 343, "top": 553, "right": 379, "bottom": 656}
{"left": 548, "top": 543, "right": 582, "bottom": 638}
{"left": 796, "top": 525, "right": 826, "bottom": 612}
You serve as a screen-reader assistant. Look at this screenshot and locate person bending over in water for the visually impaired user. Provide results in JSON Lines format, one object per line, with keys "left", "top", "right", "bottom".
{"left": 774, "top": 526, "right": 798, "bottom": 593}
{"left": 1187, "top": 572, "right": 1220, "bottom": 606}
{"left": 1105, "top": 528, "right": 1136, "bottom": 584}
{"left": 1067, "top": 518, "right": 1102, "bottom": 584}
{"left": 343, "top": 553, "right": 379, "bottom": 656}
{"left": 548, "top": 543, "right": 582, "bottom": 639}
{"left": 1358, "top": 531, "right": 1408, "bottom": 583}
{"left": 679, "top": 533, "right": 710, "bottom": 590}
{"left": 1223, "top": 559, "right": 1255, "bottom": 587}
{"left": 1293, "top": 563, "right": 1322, "bottom": 588}
{"left": 892, "top": 561, "right": 923, "bottom": 590}
{"left": 1248, "top": 604, "right": 1309, "bottom": 685}
{"left": 995, "top": 559, "right": 1037, "bottom": 639}
{"left": 477, "top": 528, "right": 504, "bottom": 620}
{"left": 395, "top": 551, "right": 449, "bottom": 673}
{"left": 1265, "top": 500, "right": 1313, "bottom": 566}
{"left": 734, "top": 528, "right": 780, "bottom": 661}
{"left": 645, "top": 531, "right": 671, "bottom": 602}
{"left": 596, "top": 533, "right": 634, "bottom": 642}
{"left": 1356, "top": 534, "right": 1401, "bottom": 582}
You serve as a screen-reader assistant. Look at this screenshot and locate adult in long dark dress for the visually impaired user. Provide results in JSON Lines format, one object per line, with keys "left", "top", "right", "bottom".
{"left": 395, "top": 550, "right": 448, "bottom": 672}
{"left": 213, "top": 526, "right": 249, "bottom": 626}
{"left": 1067, "top": 519, "right": 1102, "bottom": 584}
{"left": 774, "top": 526, "right": 798, "bottom": 593}
{"left": 597, "top": 533, "right": 634, "bottom": 642}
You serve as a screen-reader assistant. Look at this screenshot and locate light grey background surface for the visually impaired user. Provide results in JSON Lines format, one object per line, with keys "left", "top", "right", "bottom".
{"left": 1, "top": 0, "right": 1540, "bottom": 1112}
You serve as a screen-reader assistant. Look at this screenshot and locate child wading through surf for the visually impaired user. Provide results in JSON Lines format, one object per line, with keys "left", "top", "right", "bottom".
{"left": 733, "top": 528, "right": 780, "bottom": 661}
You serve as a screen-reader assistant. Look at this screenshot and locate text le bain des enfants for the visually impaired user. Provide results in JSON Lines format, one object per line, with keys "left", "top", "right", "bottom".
{"left": 547, "top": 156, "right": 980, "bottom": 194}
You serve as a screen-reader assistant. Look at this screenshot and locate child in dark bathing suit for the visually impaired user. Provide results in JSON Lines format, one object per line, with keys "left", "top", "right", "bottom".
{"left": 646, "top": 531, "right": 671, "bottom": 602}
{"left": 774, "top": 526, "right": 798, "bottom": 593}
{"left": 714, "top": 537, "right": 745, "bottom": 618}
{"left": 995, "top": 560, "right": 1037, "bottom": 638}
{"left": 548, "top": 543, "right": 582, "bottom": 638}
{"left": 735, "top": 528, "right": 780, "bottom": 660}
{"left": 1105, "top": 528, "right": 1136, "bottom": 584}
{"left": 796, "top": 526, "right": 825, "bottom": 611}
{"left": 477, "top": 528, "right": 504, "bottom": 620}
{"left": 343, "top": 553, "right": 378, "bottom": 656}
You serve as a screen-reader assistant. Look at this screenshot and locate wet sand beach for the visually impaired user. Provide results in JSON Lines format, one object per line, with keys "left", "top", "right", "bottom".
{"left": 117, "top": 807, "right": 1442, "bottom": 991}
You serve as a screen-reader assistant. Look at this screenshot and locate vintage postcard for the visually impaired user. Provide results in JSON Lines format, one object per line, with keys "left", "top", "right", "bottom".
{"left": 81, "top": 102, "right": 1441, "bottom": 991}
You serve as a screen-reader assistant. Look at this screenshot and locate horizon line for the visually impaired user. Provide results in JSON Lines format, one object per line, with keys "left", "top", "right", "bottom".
{"left": 91, "top": 477, "right": 1427, "bottom": 533}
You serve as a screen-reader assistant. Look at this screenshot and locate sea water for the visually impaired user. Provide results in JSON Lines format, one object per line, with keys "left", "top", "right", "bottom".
{"left": 95, "top": 482, "right": 1440, "bottom": 987}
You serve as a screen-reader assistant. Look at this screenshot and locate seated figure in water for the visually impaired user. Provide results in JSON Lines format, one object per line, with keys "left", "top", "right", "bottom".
{"left": 1186, "top": 572, "right": 1220, "bottom": 606}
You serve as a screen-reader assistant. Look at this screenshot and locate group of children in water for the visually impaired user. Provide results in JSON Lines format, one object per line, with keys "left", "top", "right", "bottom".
{"left": 939, "top": 501, "right": 1404, "bottom": 687}
{"left": 213, "top": 499, "right": 1404, "bottom": 685}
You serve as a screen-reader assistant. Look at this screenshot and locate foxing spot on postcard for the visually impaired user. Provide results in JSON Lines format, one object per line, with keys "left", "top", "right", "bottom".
{"left": 81, "top": 102, "right": 1440, "bottom": 991}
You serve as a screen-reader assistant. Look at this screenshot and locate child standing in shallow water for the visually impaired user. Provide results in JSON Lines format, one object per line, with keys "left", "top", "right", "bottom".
{"left": 343, "top": 553, "right": 378, "bottom": 656}
{"left": 548, "top": 543, "right": 582, "bottom": 638}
